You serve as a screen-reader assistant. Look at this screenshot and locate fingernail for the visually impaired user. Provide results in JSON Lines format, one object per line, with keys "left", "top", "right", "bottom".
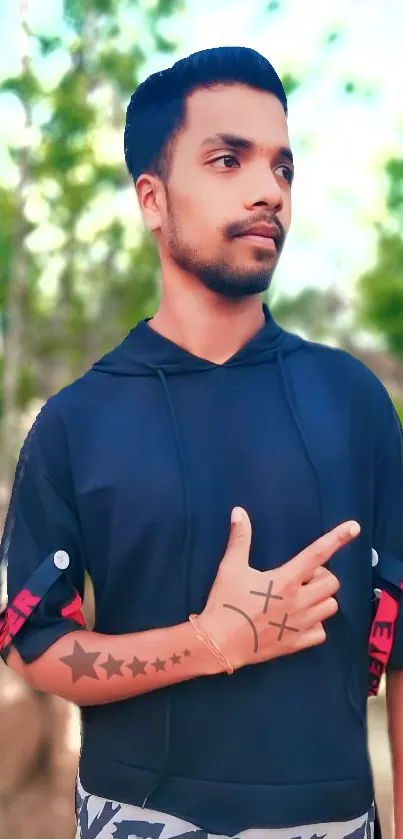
{"left": 349, "top": 522, "right": 360, "bottom": 537}
{"left": 231, "top": 507, "right": 243, "bottom": 524}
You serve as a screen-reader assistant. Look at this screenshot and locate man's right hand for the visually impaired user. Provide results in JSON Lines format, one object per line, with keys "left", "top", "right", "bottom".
{"left": 198, "top": 507, "right": 361, "bottom": 671}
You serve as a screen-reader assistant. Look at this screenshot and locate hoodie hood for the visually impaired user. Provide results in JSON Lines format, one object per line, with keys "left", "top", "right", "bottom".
{"left": 91, "top": 303, "right": 303, "bottom": 377}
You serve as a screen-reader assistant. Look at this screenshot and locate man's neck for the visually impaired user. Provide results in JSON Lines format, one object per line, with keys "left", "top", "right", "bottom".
{"left": 148, "top": 290, "right": 266, "bottom": 365}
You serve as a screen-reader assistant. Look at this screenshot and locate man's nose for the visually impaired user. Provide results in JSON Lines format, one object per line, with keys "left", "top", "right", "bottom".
{"left": 244, "top": 170, "right": 283, "bottom": 213}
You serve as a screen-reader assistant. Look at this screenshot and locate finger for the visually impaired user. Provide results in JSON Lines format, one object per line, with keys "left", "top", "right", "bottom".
{"left": 311, "top": 566, "right": 329, "bottom": 580}
{"left": 222, "top": 507, "right": 252, "bottom": 566}
{"left": 297, "top": 570, "right": 340, "bottom": 610}
{"left": 302, "top": 566, "right": 327, "bottom": 585}
{"left": 292, "top": 622, "right": 327, "bottom": 652}
{"left": 287, "top": 520, "right": 360, "bottom": 584}
{"left": 298, "top": 596, "right": 339, "bottom": 631}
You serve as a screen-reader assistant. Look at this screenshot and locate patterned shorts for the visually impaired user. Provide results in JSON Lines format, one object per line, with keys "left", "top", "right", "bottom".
{"left": 75, "top": 775, "right": 375, "bottom": 839}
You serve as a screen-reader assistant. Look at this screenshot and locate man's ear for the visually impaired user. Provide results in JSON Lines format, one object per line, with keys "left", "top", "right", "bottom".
{"left": 136, "top": 173, "right": 165, "bottom": 233}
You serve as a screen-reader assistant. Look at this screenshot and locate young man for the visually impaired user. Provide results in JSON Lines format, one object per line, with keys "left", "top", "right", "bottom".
{"left": 1, "top": 47, "right": 402, "bottom": 839}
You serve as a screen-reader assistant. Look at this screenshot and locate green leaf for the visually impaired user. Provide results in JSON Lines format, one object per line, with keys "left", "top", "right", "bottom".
{"left": 95, "top": 164, "right": 128, "bottom": 189}
{"left": 98, "top": 47, "right": 145, "bottom": 93}
{"left": 358, "top": 232, "right": 403, "bottom": 358}
{"left": 92, "top": 0, "right": 116, "bottom": 13}
{"left": 63, "top": 0, "right": 84, "bottom": 33}
{"left": 1, "top": 69, "right": 42, "bottom": 104}
{"left": 385, "top": 158, "right": 403, "bottom": 217}
{"left": 36, "top": 35, "right": 63, "bottom": 56}
{"left": 153, "top": 33, "right": 177, "bottom": 53}
{"left": 42, "top": 69, "right": 97, "bottom": 140}
{"left": 17, "top": 365, "right": 36, "bottom": 409}
{"left": 281, "top": 72, "right": 300, "bottom": 97}
{"left": 150, "top": 0, "right": 185, "bottom": 21}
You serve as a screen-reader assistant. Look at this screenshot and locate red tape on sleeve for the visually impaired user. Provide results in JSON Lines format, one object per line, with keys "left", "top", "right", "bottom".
{"left": 60, "top": 592, "right": 85, "bottom": 627}
{"left": 0, "top": 610, "right": 10, "bottom": 650}
{"left": 0, "top": 588, "right": 41, "bottom": 652}
{"left": 368, "top": 590, "right": 399, "bottom": 696}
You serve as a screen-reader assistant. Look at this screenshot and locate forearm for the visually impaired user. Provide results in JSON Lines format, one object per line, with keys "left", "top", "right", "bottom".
{"left": 6, "top": 621, "right": 221, "bottom": 706}
{"left": 386, "top": 669, "right": 403, "bottom": 838}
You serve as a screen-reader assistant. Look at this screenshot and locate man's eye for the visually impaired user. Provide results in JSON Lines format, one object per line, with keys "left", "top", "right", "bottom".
{"left": 276, "top": 164, "right": 294, "bottom": 185}
{"left": 210, "top": 155, "right": 240, "bottom": 169}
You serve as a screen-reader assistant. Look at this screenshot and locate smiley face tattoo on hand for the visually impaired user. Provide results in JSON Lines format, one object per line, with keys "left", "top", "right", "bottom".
{"left": 222, "top": 579, "right": 299, "bottom": 652}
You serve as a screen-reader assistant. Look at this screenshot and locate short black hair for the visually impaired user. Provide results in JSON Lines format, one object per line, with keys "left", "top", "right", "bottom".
{"left": 124, "top": 46, "right": 288, "bottom": 184}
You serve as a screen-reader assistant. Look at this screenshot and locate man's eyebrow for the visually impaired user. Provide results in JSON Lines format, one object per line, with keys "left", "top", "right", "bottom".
{"left": 200, "top": 133, "right": 294, "bottom": 165}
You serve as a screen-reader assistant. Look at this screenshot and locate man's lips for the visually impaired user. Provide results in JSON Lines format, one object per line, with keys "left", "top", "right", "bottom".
{"left": 236, "top": 233, "right": 277, "bottom": 251}
{"left": 235, "top": 223, "right": 279, "bottom": 250}
{"left": 239, "top": 223, "right": 279, "bottom": 238}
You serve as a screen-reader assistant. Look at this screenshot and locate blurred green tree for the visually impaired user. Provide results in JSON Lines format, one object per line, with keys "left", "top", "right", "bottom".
{"left": 262, "top": 6, "right": 403, "bottom": 421}
{"left": 0, "top": 0, "right": 184, "bottom": 497}
{"left": 0, "top": 3, "right": 41, "bottom": 502}
{"left": 358, "top": 158, "right": 403, "bottom": 360}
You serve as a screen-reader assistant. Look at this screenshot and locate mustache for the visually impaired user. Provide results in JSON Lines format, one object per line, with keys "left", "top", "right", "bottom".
{"left": 226, "top": 214, "right": 285, "bottom": 245}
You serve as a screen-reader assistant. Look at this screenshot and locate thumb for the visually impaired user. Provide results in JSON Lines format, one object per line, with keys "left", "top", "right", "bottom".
{"left": 223, "top": 507, "right": 252, "bottom": 565}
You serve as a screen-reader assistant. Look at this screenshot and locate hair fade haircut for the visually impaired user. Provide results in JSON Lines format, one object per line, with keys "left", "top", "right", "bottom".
{"left": 124, "top": 46, "right": 288, "bottom": 184}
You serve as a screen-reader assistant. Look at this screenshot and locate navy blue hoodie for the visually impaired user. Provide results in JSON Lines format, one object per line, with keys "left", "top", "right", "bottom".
{"left": 3, "top": 304, "right": 403, "bottom": 834}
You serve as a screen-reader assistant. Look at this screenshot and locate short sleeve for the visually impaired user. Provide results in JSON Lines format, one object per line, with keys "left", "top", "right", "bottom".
{"left": 0, "top": 398, "right": 87, "bottom": 664}
{"left": 371, "top": 392, "right": 403, "bottom": 671}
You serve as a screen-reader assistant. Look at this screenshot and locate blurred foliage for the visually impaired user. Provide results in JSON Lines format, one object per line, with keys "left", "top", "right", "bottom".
{"left": 359, "top": 232, "right": 403, "bottom": 356}
{"left": 0, "top": 69, "right": 42, "bottom": 104}
{"left": 272, "top": 288, "right": 346, "bottom": 343}
{"left": 0, "top": 0, "right": 183, "bottom": 486}
{"left": 276, "top": 149, "right": 403, "bottom": 422}
{"left": 358, "top": 158, "right": 403, "bottom": 359}
{"left": 281, "top": 73, "right": 300, "bottom": 97}
{"left": 267, "top": 16, "right": 403, "bottom": 421}
{"left": 0, "top": 0, "right": 402, "bottom": 482}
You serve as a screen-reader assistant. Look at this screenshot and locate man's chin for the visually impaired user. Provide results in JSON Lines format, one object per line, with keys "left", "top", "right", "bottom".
{"left": 198, "top": 270, "right": 273, "bottom": 299}
{"left": 202, "top": 277, "right": 270, "bottom": 300}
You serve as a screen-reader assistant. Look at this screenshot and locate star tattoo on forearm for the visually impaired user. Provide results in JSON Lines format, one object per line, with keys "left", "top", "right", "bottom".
{"left": 59, "top": 642, "right": 192, "bottom": 683}
{"left": 58, "top": 580, "right": 296, "bottom": 682}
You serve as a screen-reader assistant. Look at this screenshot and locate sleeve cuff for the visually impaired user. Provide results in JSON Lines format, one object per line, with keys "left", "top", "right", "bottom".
{"left": 2, "top": 618, "right": 84, "bottom": 664}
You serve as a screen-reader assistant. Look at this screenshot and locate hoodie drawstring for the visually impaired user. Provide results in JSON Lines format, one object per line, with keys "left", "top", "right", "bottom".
{"left": 142, "top": 368, "right": 193, "bottom": 807}
{"left": 155, "top": 369, "right": 193, "bottom": 608}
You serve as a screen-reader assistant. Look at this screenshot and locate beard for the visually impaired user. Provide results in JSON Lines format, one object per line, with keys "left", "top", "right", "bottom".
{"left": 165, "top": 199, "right": 282, "bottom": 299}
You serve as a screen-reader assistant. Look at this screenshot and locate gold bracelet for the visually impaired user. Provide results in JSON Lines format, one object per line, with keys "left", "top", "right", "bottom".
{"left": 189, "top": 613, "right": 234, "bottom": 675}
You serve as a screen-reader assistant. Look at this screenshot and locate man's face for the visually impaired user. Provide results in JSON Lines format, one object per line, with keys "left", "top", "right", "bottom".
{"left": 155, "top": 83, "right": 293, "bottom": 299}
